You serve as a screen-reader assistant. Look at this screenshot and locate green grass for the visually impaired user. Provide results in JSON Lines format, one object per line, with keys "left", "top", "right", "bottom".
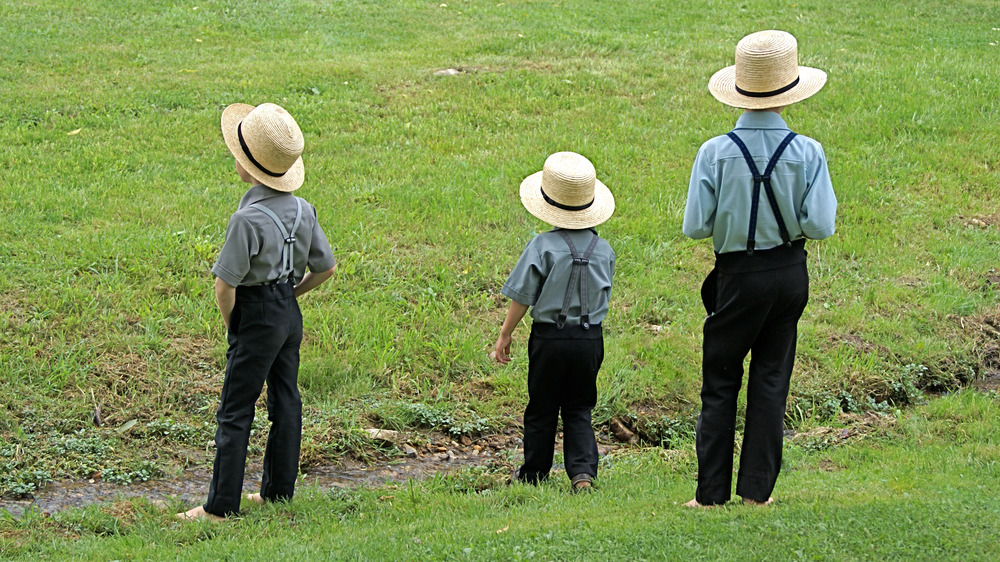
{"left": 1, "top": 0, "right": 999, "bottom": 555}
{"left": 2, "top": 390, "right": 999, "bottom": 560}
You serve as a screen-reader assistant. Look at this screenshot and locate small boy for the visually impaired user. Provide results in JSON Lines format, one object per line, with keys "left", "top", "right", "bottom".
{"left": 493, "top": 151, "right": 616, "bottom": 492}
{"left": 179, "top": 103, "right": 337, "bottom": 520}
{"left": 682, "top": 31, "right": 837, "bottom": 507}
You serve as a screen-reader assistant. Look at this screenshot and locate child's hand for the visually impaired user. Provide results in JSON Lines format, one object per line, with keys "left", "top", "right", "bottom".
{"left": 493, "top": 334, "right": 513, "bottom": 365}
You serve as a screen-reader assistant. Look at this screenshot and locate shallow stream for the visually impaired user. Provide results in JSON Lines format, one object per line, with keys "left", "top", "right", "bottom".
{"left": 0, "top": 453, "right": 487, "bottom": 518}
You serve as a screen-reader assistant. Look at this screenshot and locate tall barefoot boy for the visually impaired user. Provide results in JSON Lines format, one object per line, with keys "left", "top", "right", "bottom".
{"left": 682, "top": 31, "right": 837, "bottom": 507}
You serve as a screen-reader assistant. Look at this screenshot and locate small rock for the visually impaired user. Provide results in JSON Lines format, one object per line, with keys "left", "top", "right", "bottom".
{"left": 460, "top": 435, "right": 472, "bottom": 446}
{"left": 609, "top": 417, "right": 638, "bottom": 444}
{"left": 434, "top": 68, "right": 461, "bottom": 76}
{"left": 446, "top": 450, "right": 456, "bottom": 461}
{"left": 436, "top": 453, "right": 450, "bottom": 461}
{"left": 403, "top": 445, "right": 418, "bottom": 458}
{"left": 364, "top": 428, "right": 401, "bottom": 444}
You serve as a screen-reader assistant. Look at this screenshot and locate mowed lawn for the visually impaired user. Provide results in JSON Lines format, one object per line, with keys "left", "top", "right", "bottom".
{"left": 1, "top": 0, "right": 999, "bottom": 558}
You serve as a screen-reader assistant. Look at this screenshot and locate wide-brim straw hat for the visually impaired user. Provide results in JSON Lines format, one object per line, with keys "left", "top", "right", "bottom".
{"left": 708, "top": 30, "right": 827, "bottom": 110}
{"left": 519, "top": 152, "right": 615, "bottom": 229}
{"left": 221, "top": 102, "right": 305, "bottom": 192}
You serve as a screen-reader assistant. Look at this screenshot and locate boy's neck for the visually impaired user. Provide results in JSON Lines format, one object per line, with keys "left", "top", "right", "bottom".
{"left": 745, "top": 106, "right": 785, "bottom": 115}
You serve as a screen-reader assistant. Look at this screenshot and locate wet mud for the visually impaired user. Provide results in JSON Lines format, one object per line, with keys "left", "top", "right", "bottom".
{"left": 0, "top": 448, "right": 494, "bottom": 518}
{"left": 0, "top": 431, "right": 625, "bottom": 519}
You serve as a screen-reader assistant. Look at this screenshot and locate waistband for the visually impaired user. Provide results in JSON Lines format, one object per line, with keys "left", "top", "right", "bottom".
{"left": 236, "top": 281, "right": 295, "bottom": 302}
{"left": 715, "top": 239, "right": 806, "bottom": 273}
{"left": 531, "top": 322, "right": 603, "bottom": 340}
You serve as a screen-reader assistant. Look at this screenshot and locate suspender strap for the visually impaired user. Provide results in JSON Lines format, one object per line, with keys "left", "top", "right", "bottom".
{"left": 249, "top": 197, "right": 303, "bottom": 283}
{"left": 726, "top": 131, "right": 797, "bottom": 255}
{"left": 556, "top": 230, "right": 600, "bottom": 330}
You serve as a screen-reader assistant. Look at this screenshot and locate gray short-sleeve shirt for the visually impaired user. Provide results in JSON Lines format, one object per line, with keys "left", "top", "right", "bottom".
{"left": 212, "top": 185, "right": 337, "bottom": 287}
{"left": 501, "top": 228, "right": 616, "bottom": 326}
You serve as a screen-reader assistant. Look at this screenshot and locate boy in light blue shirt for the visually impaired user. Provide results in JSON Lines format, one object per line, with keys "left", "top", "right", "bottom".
{"left": 682, "top": 30, "right": 837, "bottom": 508}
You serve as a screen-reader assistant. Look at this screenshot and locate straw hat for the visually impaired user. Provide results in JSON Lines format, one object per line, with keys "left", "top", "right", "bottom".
{"left": 519, "top": 152, "right": 615, "bottom": 229}
{"left": 708, "top": 30, "right": 827, "bottom": 110}
{"left": 221, "top": 102, "right": 305, "bottom": 192}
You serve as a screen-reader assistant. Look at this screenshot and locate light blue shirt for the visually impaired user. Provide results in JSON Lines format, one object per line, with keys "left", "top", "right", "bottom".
{"left": 682, "top": 112, "right": 837, "bottom": 254}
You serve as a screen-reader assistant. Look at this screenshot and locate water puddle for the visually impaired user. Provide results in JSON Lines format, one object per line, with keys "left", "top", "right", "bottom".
{"left": 0, "top": 449, "right": 496, "bottom": 518}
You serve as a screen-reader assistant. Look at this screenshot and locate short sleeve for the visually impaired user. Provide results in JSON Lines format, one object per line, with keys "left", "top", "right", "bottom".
{"left": 682, "top": 143, "right": 718, "bottom": 240}
{"left": 306, "top": 205, "right": 337, "bottom": 273}
{"left": 798, "top": 144, "right": 837, "bottom": 240}
{"left": 211, "top": 213, "right": 259, "bottom": 287}
{"left": 500, "top": 239, "right": 545, "bottom": 306}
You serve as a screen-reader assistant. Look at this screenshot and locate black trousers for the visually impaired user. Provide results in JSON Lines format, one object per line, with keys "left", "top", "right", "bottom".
{"left": 204, "top": 282, "right": 303, "bottom": 517}
{"left": 518, "top": 323, "right": 603, "bottom": 484}
{"left": 695, "top": 242, "right": 808, "bottom": 505}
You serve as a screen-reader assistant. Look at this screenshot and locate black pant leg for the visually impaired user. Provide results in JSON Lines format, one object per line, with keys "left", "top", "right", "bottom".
{"left": 696, "top": 271, "right": 771, "bottom": 505}
{"left": 561, "top": 337, "right": 602, "bottom": 480}
{"left": 736, "top": 264, "right": 808, "bottom": 501}
{"left": 520, "top": 330, "right": 560, "bottom": 483}
{"left": 261, "top": 296, "right": 303, "bottom": 502}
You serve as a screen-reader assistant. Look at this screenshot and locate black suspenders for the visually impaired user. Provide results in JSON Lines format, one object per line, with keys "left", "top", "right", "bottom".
{"left": 555, "top": 229, "right": 600, "bottom": 330}
{"left": 726, "top": 131, "right": 797, "bottom": 255}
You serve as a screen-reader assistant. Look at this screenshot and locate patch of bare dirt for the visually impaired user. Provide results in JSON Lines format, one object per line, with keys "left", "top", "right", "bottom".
{"left": 956, "top": 213, "right": 1000, "bottom": 228}
{"left": 0, "top": 289, "right": 31, "bottom": 328}
{"left": 955, "top": 313, "right": 1000, "bottom": 391}
{"left": 832, "top": 333, "right": 890, "bottom": 355}
{"left": 787, "top": 411, "right": 897, "bottom": 449}
{"left": 817, "top": 459, "right": 845, "bottom": 472}
{"left": 983, "top": 270, "right": 1000, "bottom": 291}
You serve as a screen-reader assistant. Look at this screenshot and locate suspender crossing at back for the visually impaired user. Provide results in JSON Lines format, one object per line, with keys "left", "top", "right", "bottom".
{"left": 249, "top": 197, "right": 303, "bottom": 284}
{"left": 555, "top": 230, "right": 600, "bottom": 330}
{"left": 726, "top": 131, "right": 797, "bottom": 255}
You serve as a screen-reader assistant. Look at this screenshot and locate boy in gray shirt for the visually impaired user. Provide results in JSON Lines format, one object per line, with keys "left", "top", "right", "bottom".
{"left": 179, "top": 103, "right": 336, "bottom": 520}
{"left": 493, "top": 152, "right": 616, "bottom": 492}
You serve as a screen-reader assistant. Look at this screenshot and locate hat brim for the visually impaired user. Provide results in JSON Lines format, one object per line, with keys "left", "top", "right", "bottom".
{"left": 519, "top": 171, "right": 615, "bottom": 229}
{"left": 708, "top": 66, "right": 827, "bottom": 109}
{"left": 221, "top": 103, "right": 305, "bottom": 192}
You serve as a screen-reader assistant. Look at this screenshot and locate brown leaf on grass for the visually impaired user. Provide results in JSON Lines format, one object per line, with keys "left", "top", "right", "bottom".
{"left": 67, "top": 128, "right": 82, "bottom": 135}
{"left": 495, "top": 524, "right": 509, "bottom": 534}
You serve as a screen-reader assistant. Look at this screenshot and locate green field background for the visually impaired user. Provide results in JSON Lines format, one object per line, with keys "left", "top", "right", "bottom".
{"left": 1, "top": 1, "right": 999, "bottom": 555}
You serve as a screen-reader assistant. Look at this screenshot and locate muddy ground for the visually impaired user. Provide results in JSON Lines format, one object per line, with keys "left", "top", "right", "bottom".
{"left": 0, "top": 430, "right": 623, "bottom": 518}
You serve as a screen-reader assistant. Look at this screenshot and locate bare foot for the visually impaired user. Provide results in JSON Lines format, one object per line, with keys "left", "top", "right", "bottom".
{"left": 246, "top": 493, "right": 265, "bottom": 505}
{"left": 176, "top": 506, "right": 225, "bottom": 521}
{"left": 743, "top": 497, "right": 775, "bottom": 506}
{"left": 683, "top": 499, "right": 716, "bottom": 508}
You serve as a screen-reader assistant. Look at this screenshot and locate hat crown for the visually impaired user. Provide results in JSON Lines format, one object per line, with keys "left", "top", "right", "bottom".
{"left": 540, "top": 152, "right": 596, "bottom": 207}
{"left": 734, "top": 30, "right": 800, "bottom": 95}
{"left": 239, "top": 103, "right": 304, "bottom": 175}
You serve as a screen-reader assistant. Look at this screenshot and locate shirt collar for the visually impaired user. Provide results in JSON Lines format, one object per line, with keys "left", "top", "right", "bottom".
{"left": 237, "top": 184, "right": 286, "bottom": 210}
{"left": 733, "top": 111, "right": 789, "bottom": 131}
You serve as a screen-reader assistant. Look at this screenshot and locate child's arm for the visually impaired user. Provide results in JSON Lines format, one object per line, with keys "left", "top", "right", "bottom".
{"left": 493, "top": 300, "right": 529, "bottom": 365}
{"left": 294, "top": 265, "right": 336, "bottom": 298}
{"left": 214, "top": 277, "right": 236, "bottom": 329}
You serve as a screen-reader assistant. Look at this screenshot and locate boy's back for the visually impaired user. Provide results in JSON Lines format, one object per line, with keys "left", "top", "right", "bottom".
{"left": 502, "top": 228, "right": 615, "bottom": 327}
